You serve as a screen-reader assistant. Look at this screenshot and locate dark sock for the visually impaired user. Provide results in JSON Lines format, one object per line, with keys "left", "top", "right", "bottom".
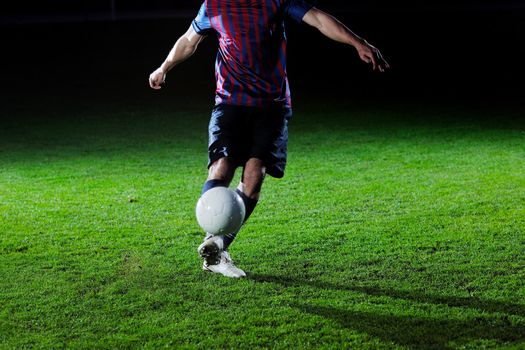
{"left": 201, "top": 179, "right": 227, "bottom": 196}
{"left": 235, "top": 189, "right": 258, "bottom": 221}
{"left": 223, "top": 189, "right": 258, "bottom": 248}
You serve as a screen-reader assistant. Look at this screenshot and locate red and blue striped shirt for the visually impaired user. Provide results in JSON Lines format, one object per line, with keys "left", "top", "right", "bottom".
{"left": 192, "top": 0, "right": 313, "bottom": 108}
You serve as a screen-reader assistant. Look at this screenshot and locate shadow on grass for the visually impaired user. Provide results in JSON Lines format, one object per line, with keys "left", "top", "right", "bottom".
{"left": 291, "top": 302, "right": 523, "bottom": 349}
{"left": 249, "top": 273, "right": 525, "bottom": 317}
{"left": 249, "top": 273, "right": 525, "bottom": 349}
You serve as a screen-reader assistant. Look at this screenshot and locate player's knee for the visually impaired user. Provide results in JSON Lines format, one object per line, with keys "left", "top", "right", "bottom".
{"left": 208, "top": 157, "right": 236, "bottom": 183}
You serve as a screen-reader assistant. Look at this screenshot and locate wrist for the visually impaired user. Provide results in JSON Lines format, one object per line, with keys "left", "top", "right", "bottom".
{"left": 351, "top": 37, "right": 366, "bottom": 49}
{"left": 159, "top": 62, "right": 171, "bottom": 74}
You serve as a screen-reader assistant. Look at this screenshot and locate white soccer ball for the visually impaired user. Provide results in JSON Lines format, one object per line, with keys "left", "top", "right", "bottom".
{"left": 196, "top": 187, "right": 246, "bottom": 235}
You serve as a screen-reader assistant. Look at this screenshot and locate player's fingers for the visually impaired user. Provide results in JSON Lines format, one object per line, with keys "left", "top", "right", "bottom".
{"left": 369, "top": 54, "right": 377, "bottom": 71}
{"left": 377, "top": 61, "right": 386, "bottom": 72}
{"left": 376, "top": 51, "right": 390, "bottom": 70}
{"left": 156, "top": 76, "right": 165, "bottom": 85}
{"left": 360, "top": 51, "right": 370, "bottom": 64}
{"left": 149, "top": 78, "right": 161, "bottom": 89}
{"left": 374, "top": 51, "right": 386, "bottom": 68}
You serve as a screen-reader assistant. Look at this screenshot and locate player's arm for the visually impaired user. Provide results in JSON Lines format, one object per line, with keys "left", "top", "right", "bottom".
{"left": 149, "top": 25, "right": 206, "bottom": 90}
{"left": 302, "top": 8, "right": 389, "bottom": 72}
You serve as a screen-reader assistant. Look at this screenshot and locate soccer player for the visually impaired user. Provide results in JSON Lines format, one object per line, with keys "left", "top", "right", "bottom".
{"left": 149, "top": 1, "right": 389, "bottom": 278}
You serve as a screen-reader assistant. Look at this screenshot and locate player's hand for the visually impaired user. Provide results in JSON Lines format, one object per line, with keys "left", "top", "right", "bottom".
{"left": 149, "top": 68, "right": 166, "bottom": 90}
{"left": 356, "top": 41, "right": 390, "bottom": 72}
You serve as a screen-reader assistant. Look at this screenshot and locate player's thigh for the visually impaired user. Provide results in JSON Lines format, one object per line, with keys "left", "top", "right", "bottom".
{"left": 250, "top": 106, "right": 291, "bottom": 179}
{"left": 208, "top": 105, "right": 247, "bottom": 167}
{"left": 208, "top": 105, "right": 242, "bottom": 145}
{"left": 249, "top": 105, "right": 289, "bottom": 155}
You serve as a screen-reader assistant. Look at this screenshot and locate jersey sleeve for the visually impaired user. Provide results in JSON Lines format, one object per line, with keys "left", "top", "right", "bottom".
{"left": 191, "top": 2, "right": 213, "bottom": 35}
{"left": 284, "top": 0, "right": 314, "bottom": 23}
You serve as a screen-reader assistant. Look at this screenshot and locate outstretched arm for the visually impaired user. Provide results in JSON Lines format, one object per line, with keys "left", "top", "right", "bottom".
{"left": 149, "top": 25, "right": 206, "bottom": 90}
{"left": 302, "top": 8, "right": 389, "bottom": 72}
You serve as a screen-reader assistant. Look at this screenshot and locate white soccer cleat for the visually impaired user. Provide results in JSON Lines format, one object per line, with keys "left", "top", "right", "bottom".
{"left": 197, "top": 235, "right": 224, "bottom": 266}
{"left": 203, "top": 251, "right": 246, "bottom": 278}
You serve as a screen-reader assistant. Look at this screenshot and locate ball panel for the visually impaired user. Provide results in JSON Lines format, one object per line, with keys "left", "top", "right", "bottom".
{"left": 195, "top": 187, "right": 246, "bottom": 235}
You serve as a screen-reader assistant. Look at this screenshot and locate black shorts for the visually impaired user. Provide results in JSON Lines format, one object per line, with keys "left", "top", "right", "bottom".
{"left": 208, "top": 103, "right": 292, "bottom": 179}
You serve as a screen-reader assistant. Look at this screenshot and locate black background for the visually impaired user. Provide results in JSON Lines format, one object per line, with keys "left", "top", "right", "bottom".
{"left": 1, "top": 1, "right": 524, "bottom": 111}
{"left": 3, "top": 1, "right": 524, "bottom": 14}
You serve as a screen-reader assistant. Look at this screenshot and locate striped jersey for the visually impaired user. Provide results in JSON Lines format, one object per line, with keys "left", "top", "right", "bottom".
{"left": 192, "top": 0, "right": 313, "bottom": 108}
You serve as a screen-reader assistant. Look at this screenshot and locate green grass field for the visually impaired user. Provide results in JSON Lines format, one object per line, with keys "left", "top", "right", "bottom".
{"left": 1, "top": 99, "right": 524, "bottom": 349}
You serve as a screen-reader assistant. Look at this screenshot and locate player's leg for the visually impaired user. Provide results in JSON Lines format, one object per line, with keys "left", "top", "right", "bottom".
{"left": 238, "top": 158, "right": 265, "bottom": 200}
{"left": 199, "top": 104, "right": 290, "bottom": 277}
{"left": 201, "top": 157, "right": 236, "bottom": 195}
{"left": 222, "top": 158, "right": 265, "bottom": 249}
{"left": 199, "top": 157, "right": 236, "bottom": 241}
{"left": 201, "top": 158, "right": 264, "bottom": 277}
{"left": 201, "top": 104, "right": 243, "bottom": 195}
{"left": 198, "top": 159, "right": 243, "bottom": 275}
{"left": 221, "top": 105, "right": 291, "bottom": 250}
{"left": 198, "top": 105, "right": 247, "bottom": 277}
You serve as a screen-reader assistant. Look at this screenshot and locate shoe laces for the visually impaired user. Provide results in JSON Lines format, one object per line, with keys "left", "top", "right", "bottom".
{"left": 221, "top": 252, "right": 242, "bottom": 275}
{"left": 221, "top": 251, "right": 232, "bottom": 263}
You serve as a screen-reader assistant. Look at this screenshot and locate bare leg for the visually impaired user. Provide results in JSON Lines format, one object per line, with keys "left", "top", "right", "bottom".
{"left": 207, "top": 157, "right": 236, "bottom": 184}
{"left": 198, "top": 157, "right": 238, "bottom": 261}
{"left": 198, "top": 158, "right": 265, "bottom": 277}
{"left": 237, "top": 158, "right": 266, "bottom": 200}
{"left": 220, "top": 158, "right": 266, "bottom": 249}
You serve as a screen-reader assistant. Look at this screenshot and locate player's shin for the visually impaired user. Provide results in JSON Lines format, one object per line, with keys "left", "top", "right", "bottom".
{"left": 222, "top": 189, "right": 258, "bottom": 249}
{"left": 201, "top": 179, "right": 228, "bottom": 195}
